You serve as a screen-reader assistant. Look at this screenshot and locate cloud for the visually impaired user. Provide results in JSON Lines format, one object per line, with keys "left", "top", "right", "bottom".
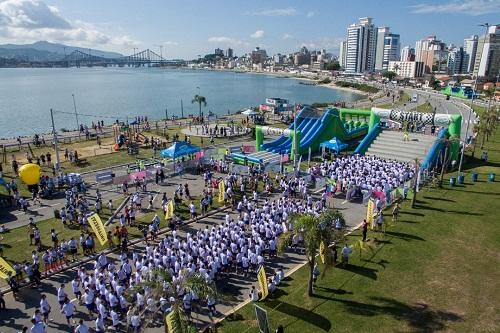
{"left": 298, "top": 37, "right": 344, "bottom": 51}
{"left": 250, "top": 30, "right": 265, "bottom": 39}
{"left": 0, "top": 0, "right": 139, "bottom": 49}
{"left": 207, "top": 36, "right": 248, "bottom": 48}
{"left": 410, "top": 0, "right": 500, "bottom": 16}
{"left": 208, "top": 36, "right": 236, "bottom": 43}
{"left": 250, "top": 7, "right": 297, "bottom": 16}
{"left": 0, "top": 0, "right": 71, "bottom": 29}
{"left": 282, "top": 33, "right": 293, "bottom": 40}
{"left": 162, "top": 41, "right": 178, "bottom": 46}
{"left": 306, "top": 11, "right": 315, "bottom": 18}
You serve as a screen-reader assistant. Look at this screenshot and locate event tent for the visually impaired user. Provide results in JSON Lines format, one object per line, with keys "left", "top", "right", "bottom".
{"left": 319, "top": 137, "right": 348, "bottom": 153}
{"left": 160, "top": 141, "right": 201, "bottom": 159}
{"left": 242, "top": 109, "right": 259, "bottom": 116}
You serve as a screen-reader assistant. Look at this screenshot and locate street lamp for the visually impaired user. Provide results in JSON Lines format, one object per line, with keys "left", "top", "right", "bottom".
{"left": 72, "top": 94, "right": 81, "bottom": 140}
{"left": 458, "top": 23, "right": 489, "bottom": 173}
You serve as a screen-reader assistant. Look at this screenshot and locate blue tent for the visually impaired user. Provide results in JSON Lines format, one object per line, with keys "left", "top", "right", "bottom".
{"left": 320, "top": 137, "right": 348, "bottom": 152}
{"left": 160, "top": 141, "right": 201, "bottom": 158}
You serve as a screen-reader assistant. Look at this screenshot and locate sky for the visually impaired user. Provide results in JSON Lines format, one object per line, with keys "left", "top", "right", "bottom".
{"left": 0, "top": 0, "right": 499, "bottom": 59}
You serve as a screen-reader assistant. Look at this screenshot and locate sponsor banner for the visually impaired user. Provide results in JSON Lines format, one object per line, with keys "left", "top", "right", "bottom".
{"left": 260, "top": 126, "right": 292, "bottom": 137}
{"left": 194, "top": 151, "right": 204, "bottom": 159}
{"left": 257, "top": 265, "right": 269, "bottom": 301}
{"left": 129, "top": 171, "right": 147, "bottom": 181}
{"left": 87, "top": 213, "right": 108, "bottom": 246}
{"left": 218, "top": 181, "right": 225, "bottom": 203}
{"left": 366, "top": 198, "right": 375, "bottom": 230}
{"left": 0, "top": 257, "right": 15, "bottom": 280}
{"left": 242, "top": 145, "right": 256, "bottom": 153}
{"left": 319, "top": 241, "right": 326, "bottom": 264}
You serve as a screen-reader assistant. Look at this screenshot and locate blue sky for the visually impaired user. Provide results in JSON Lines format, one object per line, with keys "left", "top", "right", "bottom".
{"left": 0, "top": 0, "right": 499, "bottom": 58}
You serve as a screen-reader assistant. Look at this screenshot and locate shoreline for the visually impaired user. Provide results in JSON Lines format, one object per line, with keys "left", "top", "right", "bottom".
{"left": 0, "top": 68, "right": 369, "bottom": 140}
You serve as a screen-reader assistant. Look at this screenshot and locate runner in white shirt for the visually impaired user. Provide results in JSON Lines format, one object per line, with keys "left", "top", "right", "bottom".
{"left": 71, "top": 278, "right": 82, "bottom": 303}
{"left": 38, "top": 295, "right": 51, "bottom": 324}
{"left": 60, "top": 299, "right": 75, "bottom": 326}
{"left": 57, "top": 284, "right": 67, "bottom": 309}
{"left": 95, "top": 313, "right": 106, "bottom": 333}
{"left": 111, "top": 309, "right": 121, "bottom": 330}
{"left": 30, "top": 319, "right": 46, "bottom": 333}
{"left": 74, "top": 319, "right": 89, "bottom": 333}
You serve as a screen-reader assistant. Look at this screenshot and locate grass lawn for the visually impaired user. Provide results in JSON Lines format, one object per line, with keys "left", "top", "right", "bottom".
{"left": 376, "top": 92, "right": 410, "bottom": 109}
{"left": 218, "top": 128, "right": 500, "bottom": 332}
{"left": 417, "top": 101, "right": 433, "bottom": 113}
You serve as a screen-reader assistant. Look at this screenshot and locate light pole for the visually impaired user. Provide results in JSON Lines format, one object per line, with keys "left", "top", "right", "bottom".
{"left": 50, "top": 109, "right": 61, "bottom": 172}
{"left": 196, "top": 86, "right": 202, "bottom": 118}
{"left": 72, "top": 94, "right": 81, "bottom": 139}
{"left": 458, "top": 23, "right": 489, "bottom": 173}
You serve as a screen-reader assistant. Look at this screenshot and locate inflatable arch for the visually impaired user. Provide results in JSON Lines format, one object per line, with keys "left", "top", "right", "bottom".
{"left": 371, "top": 107, "right": 462, "bottom": 160}
{"left": 255, "top": 126, "right": 301, "bottom": 160}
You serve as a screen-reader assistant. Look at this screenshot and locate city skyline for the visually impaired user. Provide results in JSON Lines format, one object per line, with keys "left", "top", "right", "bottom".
{"left": 0, "top": 0, "right": 499, "bottom": 59}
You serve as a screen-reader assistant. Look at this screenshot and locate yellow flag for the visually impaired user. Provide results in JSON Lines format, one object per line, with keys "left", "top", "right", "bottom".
{"left": 257, "top": 265, "right": 269, "bottom": 300}
{"left": 218, "top": 181, "right": 225, "bottom": 203}
{"left": 366, "top": 198, "right": 375, "bottom": 230}
{"left": 0, "top": 257, "right": 16, "bottom": 280}
{"left": 87, "top": 213, "right": 108, "bottom": 246}
{"left": 319, "top": 241, "right": 326, "bottom": 264}
{"left": 164, "top": 203, "right": 171, "bottom": 220}
{"left": 165, "top": 310, "right": 177, "bottom": 333}
{"left": 167, "top": 199, "right": 174, "bottom": 218}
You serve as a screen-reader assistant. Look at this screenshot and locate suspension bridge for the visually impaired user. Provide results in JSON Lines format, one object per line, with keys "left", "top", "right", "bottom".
{"left": 57, "top": 49, "right": 185, "bottom": 67}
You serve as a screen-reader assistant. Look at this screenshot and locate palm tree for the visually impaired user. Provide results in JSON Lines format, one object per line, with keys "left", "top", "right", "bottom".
{"left": 125, "top": 267, "right": 218, "bottom": 332}
{"left": 192, "top": 95, "right": 207, "bottom": 118}
{"left": 277, "top": 209, "right": 346, "bottom": 296}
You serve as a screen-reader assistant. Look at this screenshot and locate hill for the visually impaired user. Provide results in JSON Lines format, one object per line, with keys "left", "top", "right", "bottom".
{"left": 0, "top": 41, "right": 123, "bottom": 61}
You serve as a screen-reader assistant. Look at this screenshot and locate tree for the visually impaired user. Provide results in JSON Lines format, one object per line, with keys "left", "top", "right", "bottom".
{"left": 325, "top": 60, "right": 340, "bottom": 71}
{"left": 429, "top": 76, "right": 440, "bottom": 90}
{"left": 479, "top": 87, "right": 499, "bottom": 146}
{"left": 278, "top": 210, "right": 346, "bottom": 296}
{"left": 191, "top": 94, "right": 207, "bottom": 118}
{"left": 126, "top": 268, "right": 218, "bottom": 332}
{"left": 382, "top": 71, "right": 397, "bottom": 81}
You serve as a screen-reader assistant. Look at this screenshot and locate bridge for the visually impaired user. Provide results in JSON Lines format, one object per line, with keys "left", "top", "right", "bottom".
{"left": 57, "top": 49, "right": 185, "bottom": 67}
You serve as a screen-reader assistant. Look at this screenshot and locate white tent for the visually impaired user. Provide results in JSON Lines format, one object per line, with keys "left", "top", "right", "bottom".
{"left": 242, "top": 109, "right": 259, "bottom": 116}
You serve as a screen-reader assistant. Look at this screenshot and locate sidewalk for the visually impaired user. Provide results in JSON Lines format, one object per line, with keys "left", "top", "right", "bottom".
{"left": 0, "top": 173, "right": 366, "bottom": 332}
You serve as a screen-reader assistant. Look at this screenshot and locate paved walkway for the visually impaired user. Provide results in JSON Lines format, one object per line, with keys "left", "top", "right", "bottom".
{"left": 0, "top": 169, "right": 366, "bottom": 332}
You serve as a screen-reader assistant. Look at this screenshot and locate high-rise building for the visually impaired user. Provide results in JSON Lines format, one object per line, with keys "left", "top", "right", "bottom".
{"left": 388, "top": 61, "right": 424, "bottom": 78}
{"left": 214, "top": 48, "right": 224, "bottom": 57}
{"left": 251, "top": 47, "right": 267, "bottom": 64}
{"left": 447, "top": 45, "right": 466, "bottom": 74}
{"left": 339, "top": 40, "right": 347, "bottom": 68}
{"left": 375, "top": 27, "right": 389, "bottom": 70}
{"left": 226, "top": 48, "right": 234, "bottom": 58}
{"left": 375, "top": 27, "right": 400, "bottom": 71}
{"left": 463, "top": 35, "right": 478, "bottom": 73}
{"left": 400, "top": 46, "right": 415, "bottom": 61}
{"left": 415, "top": 35, "right": 447, "bottom": 73}
{"left": 345, "top": 17, "right": 377, "bottom": 73}
{"left": 473, "top": 25, "right": 500, "bottom": 79}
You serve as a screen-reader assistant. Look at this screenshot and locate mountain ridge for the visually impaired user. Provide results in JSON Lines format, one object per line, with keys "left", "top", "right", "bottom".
{"left": 0, "top": 41, "right": 123, "bottom": 61}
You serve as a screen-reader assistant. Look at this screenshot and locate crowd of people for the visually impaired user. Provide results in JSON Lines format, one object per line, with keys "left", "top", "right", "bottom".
{"left": 308, "top": 154, "right": 415, "bottom": 198}
{"left": 5, "top": 167, "right": 330, "bottom": 332}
